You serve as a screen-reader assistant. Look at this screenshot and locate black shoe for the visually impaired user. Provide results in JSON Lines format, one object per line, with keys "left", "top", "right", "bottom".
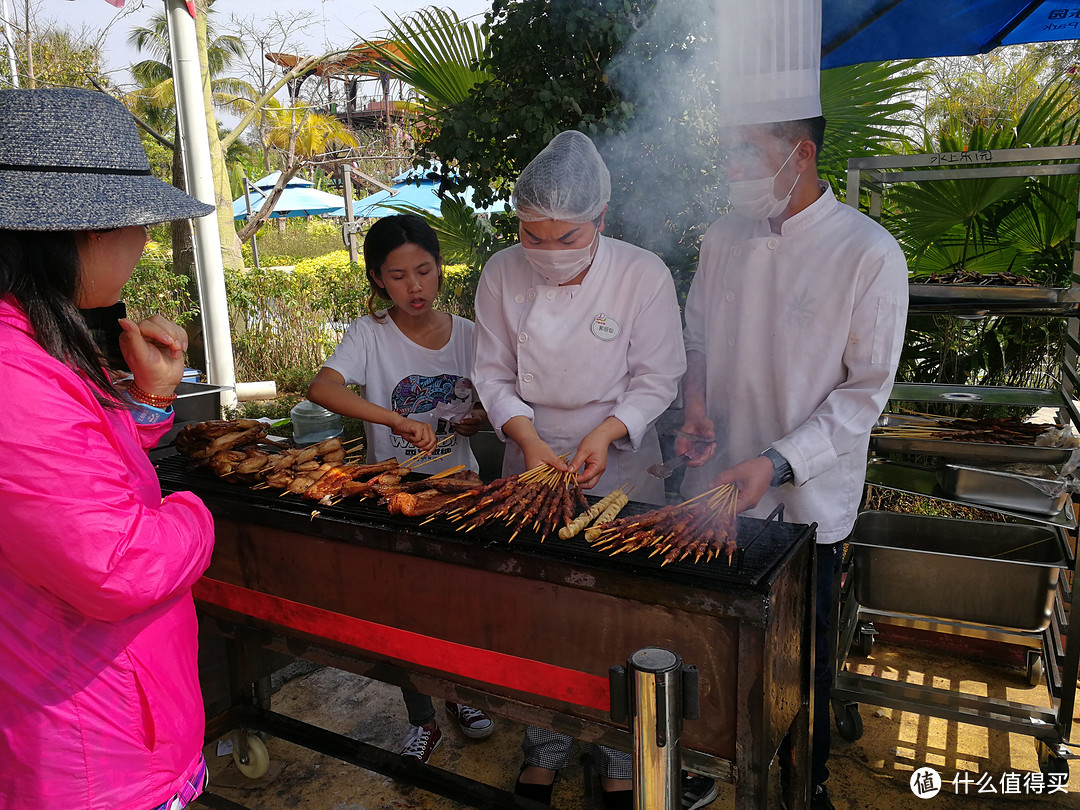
{"left": 682, "top": 772, "right": 719, "bottom": 809}
{"left": 601, "top": 788, "right": 633, "bottom": 810}
{"left": 514, "top": 764, "right": 554, "bottom": 806}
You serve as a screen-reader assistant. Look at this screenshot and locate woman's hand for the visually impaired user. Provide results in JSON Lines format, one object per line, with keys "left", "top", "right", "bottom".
{"left": 502, "top": 415, "right": 569, "bottom": 474}
{"left": 118, "top": 315, "right": 187, "bottom": 397}
{"left": 714, "top": 455, "right": 774, "bottom": 512}
{"left": 569, "top": 417, "right": 628, "bottom": 490}
{"left": 392, "top": 416, "right": 437, "bottom": 452}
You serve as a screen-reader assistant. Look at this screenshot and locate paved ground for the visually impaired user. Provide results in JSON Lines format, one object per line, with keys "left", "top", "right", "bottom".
{"left": 198, "top": 634, "right": 1079, "bottom": 810}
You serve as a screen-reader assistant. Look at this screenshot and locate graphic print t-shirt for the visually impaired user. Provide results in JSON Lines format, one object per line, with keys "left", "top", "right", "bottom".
{"left": 323, "top": 312, "right": 479, "bottom": 474}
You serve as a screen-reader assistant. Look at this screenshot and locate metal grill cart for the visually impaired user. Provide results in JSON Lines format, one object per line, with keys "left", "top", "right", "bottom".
{"left": 833, "top": 146, "right": 1080, "bottom": 776}
{"left": 155, "top": 456, "right": 818, "bottom": 810}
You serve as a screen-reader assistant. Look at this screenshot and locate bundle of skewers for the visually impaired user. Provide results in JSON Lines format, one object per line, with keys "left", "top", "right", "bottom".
{"left": 873, "top": 413, "right": 1055, "bottom": 446}
{"left": 587, "top": 484, "right": 739, "bottom": 566}
{"left": 175, "top": 418, "right": 362, "bottom": 491}
{"left": 430, "top": 462, "right": 590, "bottom": 542}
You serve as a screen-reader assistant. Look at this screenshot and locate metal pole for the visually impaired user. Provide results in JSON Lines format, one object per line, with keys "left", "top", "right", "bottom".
{"left": 628, "top": 647, "right": 682, "bottom": 810}
{"left": 0, "top": 0, "right": 18, "bottom": 88}
{"left": 342, "top": 166, "right": 358, "bottom": 264}
{"left": 243, "top": 176, "right": 260, "bottom": 270}
{"left": 164, "top": 0, "right": 237, "bottom": 409}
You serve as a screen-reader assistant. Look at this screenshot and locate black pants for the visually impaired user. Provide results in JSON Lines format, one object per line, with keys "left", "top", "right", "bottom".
{"left": 780, "top": 540, "right": 843, "bottom": 787}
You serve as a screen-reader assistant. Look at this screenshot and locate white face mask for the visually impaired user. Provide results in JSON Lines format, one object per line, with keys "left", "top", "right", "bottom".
{"left": 523, "top": 230, "right": 599, "bottom": 285}
{"left": 726, "top": 142, "right": 801, "bottom": 220}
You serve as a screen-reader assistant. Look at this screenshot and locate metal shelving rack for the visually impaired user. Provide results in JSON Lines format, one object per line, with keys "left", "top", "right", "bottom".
{"left": 833, "top": 146, "right": 1080, "bottom": 776}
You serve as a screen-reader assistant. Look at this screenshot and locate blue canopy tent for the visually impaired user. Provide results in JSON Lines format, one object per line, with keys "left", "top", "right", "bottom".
{"left": 335, "top": 167, "right": 510, "bottom": 219}
{"left": 822, "top": 0, "right": 1080, "bottom": 68}
{"left": 232, "top": 172, "right": 348, "bottom": 220}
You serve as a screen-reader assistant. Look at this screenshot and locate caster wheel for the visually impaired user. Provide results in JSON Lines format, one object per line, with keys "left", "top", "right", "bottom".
{"left": 1025, "top": 650, "right": 1044, "bottom": 687}
{"left": 853, "top": 622, "right": 875, "bottom": 658}
{"left": 834, "top": 702, "right": 864, "bottom": 742}
{"left": 233, "top": 734, "right": 269, "bottom": 779}
{"left": 1039, "top": 754, "right": 1068, "bottom": 779}
{"left": 1036, "top": 740, "right": 1069, "bottom": 779}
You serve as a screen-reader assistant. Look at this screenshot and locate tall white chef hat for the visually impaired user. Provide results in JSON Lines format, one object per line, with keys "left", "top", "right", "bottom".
{"left": 715, "top": 0, "right": 823, "bottom": 126}
{"left": 512, "top": 130, "right": 611, "bottom": 223}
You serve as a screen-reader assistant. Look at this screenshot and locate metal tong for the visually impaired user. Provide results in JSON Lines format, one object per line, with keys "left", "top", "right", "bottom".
{"left": 648, "top": 433, "right": 715, "bottom": 480}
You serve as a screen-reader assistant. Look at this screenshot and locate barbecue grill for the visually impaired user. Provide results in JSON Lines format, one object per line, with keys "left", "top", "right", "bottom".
{"left": 155, "top": 454, "right": 818, "bottom": 810}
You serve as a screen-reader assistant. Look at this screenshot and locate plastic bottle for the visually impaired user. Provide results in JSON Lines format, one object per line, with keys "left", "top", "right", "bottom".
{"left": 289, "top": 399, "right": 343, "bottom": 446}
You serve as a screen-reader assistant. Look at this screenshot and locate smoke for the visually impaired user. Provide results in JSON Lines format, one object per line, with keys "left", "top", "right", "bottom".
{"left": 596, "top": 0, "right": 820, "bottom": 292}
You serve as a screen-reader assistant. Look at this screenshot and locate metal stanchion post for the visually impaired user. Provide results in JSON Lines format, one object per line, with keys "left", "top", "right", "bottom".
{"left": 629, "top": 648, "right": 682, "bottom": 810}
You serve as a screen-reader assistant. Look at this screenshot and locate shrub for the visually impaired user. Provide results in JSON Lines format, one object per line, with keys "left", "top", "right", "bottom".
{"left": 240, "top": 218, "right": 344, "bottom": 266}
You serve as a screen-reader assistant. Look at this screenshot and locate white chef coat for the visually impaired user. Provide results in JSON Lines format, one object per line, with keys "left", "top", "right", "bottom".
{"left": 323, "top": 311, "right": 479, "bottom": 474}
{"left": 681, "top": 183, "right": 908, "bottom": 542}
{"left": 474, "top": 235, "right": 686, "bottom": 504}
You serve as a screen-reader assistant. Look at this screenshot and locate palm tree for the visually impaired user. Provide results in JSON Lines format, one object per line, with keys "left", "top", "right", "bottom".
{"left": 234, "top": 101, "right": 359, "bottom": 242}
{"left": 126, "top": 7, "right": 252, "bottom": 283}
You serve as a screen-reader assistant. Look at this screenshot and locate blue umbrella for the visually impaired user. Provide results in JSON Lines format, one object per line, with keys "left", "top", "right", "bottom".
{"left": 233, "top": 172, "right": 348, "bottom": 220}
{"left": 822, "top": 0, "right": 1080, "bottom": 68}
{"left": 334, "top": 167, "right": 509, "bottom": 219}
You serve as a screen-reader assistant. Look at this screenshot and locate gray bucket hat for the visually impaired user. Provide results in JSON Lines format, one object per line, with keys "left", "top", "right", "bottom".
{"left": 0, "top": 87, "right": 214, "bottom": 231}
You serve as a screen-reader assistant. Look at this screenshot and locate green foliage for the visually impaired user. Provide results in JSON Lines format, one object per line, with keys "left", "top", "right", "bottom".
{"left": 121, "top": 240, "right": 199, "bottom": 326}
{"left": 882, "top": 78, "right": 1080, "bottom": 392}
{"left": 224, "top": 259, "right": 359, "bottom": 386}
{"left": 437, "top": 263, "right": 482, "bottom": 320}
{"left": 418, "top": 0, "right": 646, "bottom": 212}
{"left": 0, "top": 26, "right": 107, "bottom": 89}
{"left": 883, "top": 80, "right": 1078, "bottom": 284}
{"left": 241, "top": 219, "right": 345, "bottom": 266}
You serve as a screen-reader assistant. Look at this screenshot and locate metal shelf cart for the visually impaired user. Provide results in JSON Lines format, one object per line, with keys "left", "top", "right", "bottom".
{"left": 834, "top": 146, "right": 1080, "bottom": 776}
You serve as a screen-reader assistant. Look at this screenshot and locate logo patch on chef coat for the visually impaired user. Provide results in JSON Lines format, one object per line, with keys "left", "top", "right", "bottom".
{"left": 591, "top": 313, "right": 620, "bottom": 341}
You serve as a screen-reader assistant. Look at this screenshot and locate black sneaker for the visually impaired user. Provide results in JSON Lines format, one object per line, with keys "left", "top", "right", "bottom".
{"left": 682, "top": 772, "right": 719, "bottom": 809}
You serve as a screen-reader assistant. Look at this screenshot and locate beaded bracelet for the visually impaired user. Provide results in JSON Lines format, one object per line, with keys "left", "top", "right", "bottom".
{"left": 127, "top": 381, "right": 178, "bottom": 408}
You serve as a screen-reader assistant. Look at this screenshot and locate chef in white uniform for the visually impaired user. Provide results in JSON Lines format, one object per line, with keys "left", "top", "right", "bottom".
{"left": 473, "top": 130, "right": 685, "bottom": 807}
{"left": 677, "top": 117, "right": 908, "bottom": 810}
{"left": 474, "top": 130, "right": 685, "bottom": 506}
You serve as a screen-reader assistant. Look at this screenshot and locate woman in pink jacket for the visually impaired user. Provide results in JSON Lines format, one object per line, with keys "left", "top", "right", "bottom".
{"left": 0, "top": 88, "right": 216, "bottom": 809}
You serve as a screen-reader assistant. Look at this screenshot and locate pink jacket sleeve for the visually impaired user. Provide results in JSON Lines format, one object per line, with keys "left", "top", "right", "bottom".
{"left": 0, "top": 353, "right": 214, "bottom": 623}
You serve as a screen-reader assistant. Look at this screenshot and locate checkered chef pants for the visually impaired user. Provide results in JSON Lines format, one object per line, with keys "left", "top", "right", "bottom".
{"left": 523, "top": 726, "right": 632, "bottom": 780}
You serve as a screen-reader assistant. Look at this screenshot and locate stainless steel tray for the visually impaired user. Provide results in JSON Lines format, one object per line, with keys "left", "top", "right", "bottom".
{"left": 850, "top": 511, "right": 1065, "bottom": 632}
{"left": 937, "top": 463, "right": 1071, "bottom": 517}
{"left": 907, "top": 284, "right": 1078, "bottom": 316}
{"left": 909, "top": 284, "right": 1065, "bottom": 305}
{"left": 864, "top": 459, "right": 1075, "bottom": 528}
{"left": 872, "top": 414, "right": 1073, "bottom": 464}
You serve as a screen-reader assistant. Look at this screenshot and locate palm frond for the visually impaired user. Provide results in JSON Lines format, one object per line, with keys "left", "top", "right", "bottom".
{"left": 365, "top": 7, "right": 490, "bottom": 113}
{"left": 819, "top": 60, "right": 925, "bottom": 187}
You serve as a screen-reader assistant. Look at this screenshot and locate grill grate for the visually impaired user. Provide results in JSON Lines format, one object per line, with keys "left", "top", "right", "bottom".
{"left": 155, "top": 455, "right": 812, "bottom": 590}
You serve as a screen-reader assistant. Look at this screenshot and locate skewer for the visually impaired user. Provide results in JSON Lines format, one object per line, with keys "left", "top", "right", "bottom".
{"left": 402, "top": 434, "right": 457, "bottom": 468}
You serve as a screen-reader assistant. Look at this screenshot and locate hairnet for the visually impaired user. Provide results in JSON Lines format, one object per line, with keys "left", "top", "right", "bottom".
{"left": 512, "top": 131, "right": 611, "bottom": 223}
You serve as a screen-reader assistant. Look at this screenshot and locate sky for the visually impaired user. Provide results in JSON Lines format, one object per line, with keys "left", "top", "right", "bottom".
{"left": 18, "top": 0, "right": 492, "bottom": 87}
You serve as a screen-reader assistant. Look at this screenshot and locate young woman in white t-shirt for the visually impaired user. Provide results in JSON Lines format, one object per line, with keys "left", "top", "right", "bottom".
{"left": 306, "top": 214, "right": 491, "bottom": 762}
